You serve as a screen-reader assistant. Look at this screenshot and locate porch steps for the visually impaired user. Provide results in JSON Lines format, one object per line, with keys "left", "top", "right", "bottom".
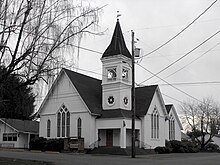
{"left": 86, "top": 147, "right": 155, "bottom": 155}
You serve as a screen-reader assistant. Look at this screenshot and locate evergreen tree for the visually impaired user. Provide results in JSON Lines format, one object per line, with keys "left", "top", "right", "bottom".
{"left": 0, "top": 66, "right": 35, "bottom": 120}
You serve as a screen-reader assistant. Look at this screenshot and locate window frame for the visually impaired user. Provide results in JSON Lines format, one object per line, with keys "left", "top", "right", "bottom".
{"left": 107, "top": 67, "right": 117, "bottom": 81}
{"left": 57, "top": 104, "right": 70, "bottom": 138}
{"left": 77, "top": 117, "right": 82, "bottom": 138}
{"left": 66, "top": 111, "right": 70, "bottom": 137}
{"left": 3, "top": 133, "right": 17, "bottom": 142}
{"left": 47, "top": 119, "right": 51, "bottom": 137}
{"left": 57, "top": 112, "right": 61, "bottom": 137}
{"left": 169, "top": 114, "right": 175, "bottom": 140}
{"left": 151, "top": 107, "right": 159, "bottom": 139}
{"left": 122, "top": 67, "right": 129, "bottom": 81}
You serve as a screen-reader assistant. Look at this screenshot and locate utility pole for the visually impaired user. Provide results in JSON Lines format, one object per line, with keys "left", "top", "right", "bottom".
{"left": 131, "top": 30, "right": 136, "bottom": 158}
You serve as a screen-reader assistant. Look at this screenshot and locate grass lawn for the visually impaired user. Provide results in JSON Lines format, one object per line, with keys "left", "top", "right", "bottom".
{"left": 0, "top": 157, "right": 54, "bottom": 165}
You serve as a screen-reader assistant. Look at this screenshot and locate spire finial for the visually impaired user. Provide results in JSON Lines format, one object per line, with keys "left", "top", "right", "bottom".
{"left": 117, "top": 11, "right": 121, "bottom": 22}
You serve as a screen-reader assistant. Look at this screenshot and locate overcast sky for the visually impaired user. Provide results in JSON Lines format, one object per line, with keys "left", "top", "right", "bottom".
{"left": 76, "top": 0, "right": 220, "bottom": 112}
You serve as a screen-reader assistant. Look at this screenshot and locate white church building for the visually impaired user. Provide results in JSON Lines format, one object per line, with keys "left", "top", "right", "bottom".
{"left": 38, "top": 19, "right": 183, "bottom": 150}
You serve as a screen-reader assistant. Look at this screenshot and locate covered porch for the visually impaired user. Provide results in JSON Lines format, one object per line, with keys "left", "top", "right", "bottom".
{"left": 95, "top": 118, "right": 141, "bottom": 148}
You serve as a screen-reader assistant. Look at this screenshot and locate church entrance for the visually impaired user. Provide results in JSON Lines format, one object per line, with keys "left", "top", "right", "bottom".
{"left": 106, "top": 129, "right": 113, "bottom": 147}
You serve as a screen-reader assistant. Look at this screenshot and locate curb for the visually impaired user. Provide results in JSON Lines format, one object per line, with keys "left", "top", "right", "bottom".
{"left": 30, "top": 150, "right": 60, "bottom": 154}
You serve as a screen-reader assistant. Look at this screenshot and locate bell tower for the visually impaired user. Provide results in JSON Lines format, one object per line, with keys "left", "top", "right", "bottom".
{"left": 101, "top": 19, "right": 132, "bottom": 110}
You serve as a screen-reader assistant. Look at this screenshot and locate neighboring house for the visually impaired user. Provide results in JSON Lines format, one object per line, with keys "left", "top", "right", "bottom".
{"left": 181, "top": 132, "right": 190, "bottom": 141}
{"left": 165, "top": 105, "right": 183, "bottom": 141}
{"left": 0, "top": 118, "right": 39, "bottom": 148}
{"left": 38, "top": 19, "right": 183, "bottom": 150}
{"left": 199, "top": 134, "right": 220, "bottom": 148}
{"left": 211, "top": 135, "right": 220, "bottom": 147}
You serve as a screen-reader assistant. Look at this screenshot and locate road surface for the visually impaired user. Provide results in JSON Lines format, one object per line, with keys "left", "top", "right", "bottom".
{"left": 0, "top": 150, "right": 219, "bottom": 165}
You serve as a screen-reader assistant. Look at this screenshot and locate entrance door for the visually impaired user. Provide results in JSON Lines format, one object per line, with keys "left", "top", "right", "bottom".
{"left": 106, "top": 129, "right": 113, "bottom": 147}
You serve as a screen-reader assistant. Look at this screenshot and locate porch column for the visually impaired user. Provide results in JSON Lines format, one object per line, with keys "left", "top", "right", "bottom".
{"left": 120, "top": 126, "right": 126, "bottom": 148}
{"left": 27, "top": 133, "right": 30, "bottom": 149}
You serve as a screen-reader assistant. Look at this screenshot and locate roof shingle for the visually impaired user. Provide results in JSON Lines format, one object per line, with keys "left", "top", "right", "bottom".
{"left": 102, "top": 21, "right": 131, "bottom": 59}
{"left": 0, "top": 118, "right": 39, "bottom": 133}
{"left": 63, "top": 69, "right": 157, "bottom": 118}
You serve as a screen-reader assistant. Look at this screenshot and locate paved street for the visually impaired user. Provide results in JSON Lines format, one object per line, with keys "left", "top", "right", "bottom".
{"left": 0, "top": 150, "right": 220, "bottom": 165}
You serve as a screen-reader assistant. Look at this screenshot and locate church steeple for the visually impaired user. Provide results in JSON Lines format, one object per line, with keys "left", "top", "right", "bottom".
{"left": 102, "top": 20, "right": 131, "bottom": 59}
{"left": 101, "top": 19, "right": 132, "bottom": 111}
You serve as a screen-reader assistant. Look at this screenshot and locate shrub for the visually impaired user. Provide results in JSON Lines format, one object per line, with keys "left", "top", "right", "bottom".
{"left": 165, "top": 140, "right": 173, "bottom": 153}
{"left": 44, "top": 139, "right": 64, "bottom": 152}
{"left": 154, "top": 140, "right": 200, "bottom": 154}
{"left": 29, "top": 137, "right": 47, "bottom": 151}
{"left": 30, "top": 137, "right": 64, "bottom": 152}
{"left": 169, "top": 140, "right": 185, "bottom": 153}
{"left": 181, "top": 140, "right": 200, "bottom": 153}
{"left": 204, "top": 143, "right": 219, "bottom": 152}
{"left": 155, "top": 146, "right": 170, "bottom": 154}
{"left": 169, "top": 140, "right": 199, "bottom": 153}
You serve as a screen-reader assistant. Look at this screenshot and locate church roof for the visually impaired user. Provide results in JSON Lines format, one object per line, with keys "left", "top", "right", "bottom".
{"left": 165, "top": 104, "right": 183, "bottom": 130}
{"left": 63, "top": 68, "right": 157, "bottom": 118}
{"left": 0, "top": 118, "right": 39, "bottom": 134}
{"left": 135, "top": 85, "right": 158, "bottom": 116}
{"left": 102, "top": 20, "right": 132, "bottom": 59}
{"left": 64, "top": 68, "right": 103, "bottom": 115}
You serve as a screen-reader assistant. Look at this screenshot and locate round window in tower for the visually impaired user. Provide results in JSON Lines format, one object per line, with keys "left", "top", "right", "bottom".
{"left": 107, "top": 96, "right": 115, "bottom": 106}
{"left": 123, "top": 97, "right": 128, "bottom": 106}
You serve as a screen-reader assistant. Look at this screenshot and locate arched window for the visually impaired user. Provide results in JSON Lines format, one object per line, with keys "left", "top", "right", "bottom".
{"left": 169, "top": 114, "right": 175, "bottom": 140}
{"left": 57, "top": 112, "right": 61, "bottom": 137}
{"left": 151, "top": 107, "right": 159, "bottom": 139}
{"left": 107, "top": 67, "right": 117, "bottom": 81}
{"left": 57, "top": 104, "right": 70, "bottom": 138}
{"left": 66, "top": 111, "right": 70, "bottom": 137}
{"left": 62, "top": 112, "right": 65, "bottom": 137}
{"left": 77, "top": 118, "right": 82, "bottom": 138}
{"left": 47, "top": 119, "right": 51, "bottom": 137}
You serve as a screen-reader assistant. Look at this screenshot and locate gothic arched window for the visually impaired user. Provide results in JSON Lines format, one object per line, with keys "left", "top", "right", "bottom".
{"left": 57, "top": 104, "right": 70, "bottom": 138}
{"left": 66, "top": 111, "right": 70, "bottom": 137}
{"left": 47, "top": 119, "right": 51, "bottom": 137}
{"left": 77, "top": 118, "right": 82, "bottom": 138}
{"left": 57, "top": 112, "right": 61, "bottom": 137}
{"left": 151, "top": 107, "right": 159, "bottom": 139}
{"left": 169, "top": 114, "right": 175, "bottom": 140}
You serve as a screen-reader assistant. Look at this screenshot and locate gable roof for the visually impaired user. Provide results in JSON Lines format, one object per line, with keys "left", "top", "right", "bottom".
{"left": 165, "top": 104, "right": 173, "bottom": 114}
{"left": 64, "top": 68, "right": 102, "bottom": 115}
{"left": 63, "top": 69, "right": 157, "bottom": 118}
{"left": 135, "top": 85, "right": 158, "bottom": 116}
{"left": 102, "top": 20, "right": 132, "bottom": 59}
{"left": 165, "top": 104, "right": 183, "bottom": 130}
{"left": 0, "top": 118, "right": 39, "bottom": 134}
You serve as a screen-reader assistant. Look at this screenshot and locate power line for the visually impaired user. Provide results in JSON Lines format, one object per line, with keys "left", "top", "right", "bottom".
{"left": 145, "top": 49, "right": 220, "bottom": 59}
{"left": 140, "top": 29, "right": 220, "bottom": 84}
{"left": 134, "top": 17, "right": 220, "bottom": 31}
{"left": 161, "top": 93, "right": 184, "bottom": 104}
{"left": 155, "top": 41, "right": 220, "bottom": 81}
{"left": 137, "top": 63, "right": 202, "bottom": 103}
{"left": 158, "top": 81, "right": 220, "bottom": 86}
{"left": 71, "top": 55, "right": 204, "bottom": 103}
{"left": 138, "top": 0, "right": 218, "bottom": 58}
{"left": 68, "top": 43, "right": 102, "bottom": 54}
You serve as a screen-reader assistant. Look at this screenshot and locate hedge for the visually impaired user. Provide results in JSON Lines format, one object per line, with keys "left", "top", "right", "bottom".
{"left": 155, "top": 140, "right": 200, "bottom": 154}
{"left": 30, "top": 137, "right": 64, "bottom": 152}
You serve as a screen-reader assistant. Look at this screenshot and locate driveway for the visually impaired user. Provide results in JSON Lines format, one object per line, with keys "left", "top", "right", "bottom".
{"left": 0, "top": 150, "right": 219, "bottom": 165}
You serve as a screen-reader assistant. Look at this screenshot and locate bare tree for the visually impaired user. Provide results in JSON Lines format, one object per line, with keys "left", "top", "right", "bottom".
{"left": 181, "top": 97, "right": 220, "bottom": 150}
{"left": 0, "top": 0, "right": 103, "bottom": 88}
